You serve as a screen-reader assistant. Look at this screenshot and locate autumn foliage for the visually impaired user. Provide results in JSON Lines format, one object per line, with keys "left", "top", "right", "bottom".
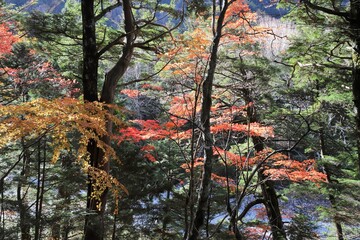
{"left": 0, "top": 22, "right": 18, "bottom": 56}
{"left": 0, "top": 98, "right": 127, "bottom": 209}
{"left": 119, "top": 91, "right": 327, "bottom": 184}
{"left": 117, "top": 0, "right": 327, "bottom": 190}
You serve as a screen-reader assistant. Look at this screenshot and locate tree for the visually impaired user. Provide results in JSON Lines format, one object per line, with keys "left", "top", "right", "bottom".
{"left": 283, "top": 28, "right": 358, "bottom": 240}
{"left": 79, "top": 1, "right": 182, "bottom": 239}
{"left": 116, "top": 3, "right": 328, "bottom": 238}
{"left": 11, "top": 0, "right": 185, "bottom": 238}
{"left": 282, "top": 0, "right": 360, "bottom": 176}
{"left": 277, "top": 1, "right": 360, "bottom": 238}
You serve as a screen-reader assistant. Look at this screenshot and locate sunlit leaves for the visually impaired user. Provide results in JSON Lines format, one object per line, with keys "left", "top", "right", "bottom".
{"left": 120, "top": 89, "right": 140, "bottom": 98}
{"left": 87, "top": 166, "right": 128, "bottom": 214}
{"left": 224, "top": 0, "right": 256, "bottom": 37}
{"left": 0, "top": 97, "right": 123, "bottom": 170}
{"left": 180, "top": 157, "right": 204, "bottom": 172}
{"left": 211, "top": 173, "right": 237, "bottom": 192}
{"left": 257, "top": 150, "right": 328, "bottom": 183}
{"left": 161, "top": 27, "right": 211, "bottom": 85}
{"left": 168, "top": 94, "right": 201, "bottom": 120}
{"left": 0, "top": 97, "right": 127, "bottom": 210}
{"left": 213, "top": 146, "right": 248, "bottom": 166}
{"left": 211, "top": 122, "right": 274, "bottom": 138}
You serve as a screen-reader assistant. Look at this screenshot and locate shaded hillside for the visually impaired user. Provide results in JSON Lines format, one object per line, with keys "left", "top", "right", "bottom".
{"left": 248, "top": 0, "right": 288, "bottom": 18}
{"left": 5, "top": 0, "right": 65, "bottom": 13}
{"left": 5, "top": 0, "right": 288, "bottom": 17}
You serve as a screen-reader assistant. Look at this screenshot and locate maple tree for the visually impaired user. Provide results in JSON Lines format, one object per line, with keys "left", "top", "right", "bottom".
{"left": 116, "top": 1, "right": 327, "bottom": 238}
{"left": 0, "top": 97, "right": 127, "bottom": 204}
{"left": 0, "top": 11, "right": 125, "bottom": 238}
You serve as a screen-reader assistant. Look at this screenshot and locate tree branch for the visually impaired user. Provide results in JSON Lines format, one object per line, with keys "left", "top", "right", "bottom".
{"left": 238, "top": 198, "right": 266, "bottom": 222}
{"left": 95, "top": 1, "right": 122, "bottom": 22}
{"left": 118, "top": 57, "right": 173, "bottom": 87}
{"left": 97, "top": 32, "right": 127, "bottom": 58}
{"left": 301, "top": 0, "right": 350, "bottom": 20}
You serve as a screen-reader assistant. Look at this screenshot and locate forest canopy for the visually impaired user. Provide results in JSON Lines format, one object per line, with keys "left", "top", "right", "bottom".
{"left": 0, "top": 0, "right": 359, "bottom": 239}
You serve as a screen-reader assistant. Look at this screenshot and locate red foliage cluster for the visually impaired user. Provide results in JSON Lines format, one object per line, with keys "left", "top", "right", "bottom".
{"left": 259, "top": 152, "right": 328, "bottom": 183}
{"left": 118, "top": 119, "right": 186, "bottom": 143}
{"left": 211, "top": 122, "right": 274, "bottom": 138}
{"left": 180, "top": 158, "right": 204, "bottom": 172}
{"left": 213, "top": 146, "right": 248, "bottom": 166}
{"left": 120, "top": 89, "right": 140, "bottom": 98}
{"left": 0, "top": 23, "right": 18, "bottom": 56}
{"left": 141, "top": 144, "right": 157, "bottom": 162}
{"left": 168, "top": 94, "right": 200, "bottom": 119}
{"left": 211, "top": 104, "right": 249, "bottom": 123}
{"left": 141, "top": 83, "right": 163, "bottom": 91}
{"left": 211, "top": 173, "right": 237, "bottom": 192}
{"left": 211, "top": 147, "right": 327, "bottom": 183}
{"left": 244, "top": 225, "right": 270, "bottom": 239}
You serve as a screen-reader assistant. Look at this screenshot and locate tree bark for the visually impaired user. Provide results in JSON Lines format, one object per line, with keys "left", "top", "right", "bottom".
{"left": 18, "top": 139, "right": 31, "bottom": 240}
{"left": 81, "top": 0, "right": 98, "bottom": 103}
{"left": 34, "top": 140, "right": 45, "bottom": 240}
{"left": 187, "top": 1, "right": 229, "bottom": 239}
{"left": 0, "top": 179, "right": 4, "bottom": 240}
{"left": 258, "top": 171, "right": 285, "bottom": 240}
{"left": 350, "top": 0, "right": 360, "bottom": 176}
{"left": 81, "top": 1, "right": 102, "bottom": 238}
{"left": 81, "top": 0, "right": 135, "bottom": 239}
{"left": 243, "top": 90, "right": 286, "bottom": 240}
{"left": 319, "top": 129, "right": 344, "bottom": 240}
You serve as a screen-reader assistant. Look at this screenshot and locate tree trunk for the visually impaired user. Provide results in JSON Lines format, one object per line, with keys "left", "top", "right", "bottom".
{"left": 0, "top": 179, "right": 4, "bottom": 240}
{"left": 350, "top": 0, "right": 360, "bottom": 177}
{"left": 162, "top": 187, "right": 171, "bottom": 239}
{"left": 243, "top": 90, "right": 286, "bottom": 240}
{"left": 81, "top": 1, "right": 103, "bottom": 238}
{"left": 319, "top": 129, "right": 344, "bottom": 240}
{"left": 258, "top": 171, "right": 285, "bottom": 240}
{"left": 81, "top": 0, "right": 98, "bottom": 103}
{"left": 187, "top": 2, "right": 229, "bottom": 239}
{"left": 18, "top": 140, "right": 31, "bottom": 240}
{"left": 111, "top": 213, "right": 117, "bottom": 240}
{"left": 34, "top": 140, "right": 45, "bottom": 240}
{"left": 184, "top": 86, "right": 201, "bottom": 239}
{"left": 81, "top": 0, "right": 135, "bottom": 239}
{"left": 328, "top": 192, "right": 344, "bottom": 240}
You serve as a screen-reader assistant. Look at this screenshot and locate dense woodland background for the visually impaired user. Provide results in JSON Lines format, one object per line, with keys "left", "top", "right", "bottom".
{"left": 0, "top": 0, "right": 359, "bottom": 239}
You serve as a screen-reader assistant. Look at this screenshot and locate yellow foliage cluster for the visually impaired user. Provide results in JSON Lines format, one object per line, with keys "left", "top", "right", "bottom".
{"left": 0, "top": 97, "right": 126, "bottom": 209}
{"left": 0, "top": 97, "right": 121, "bottom": 162}
{"left": 87, "top": 166, "right": 128, "bottom": 214}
